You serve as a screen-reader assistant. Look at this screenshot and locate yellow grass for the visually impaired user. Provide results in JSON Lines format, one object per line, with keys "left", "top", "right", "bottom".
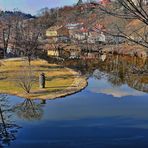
{"left": 0, "top": 58, "right": 87, "bottom": 99}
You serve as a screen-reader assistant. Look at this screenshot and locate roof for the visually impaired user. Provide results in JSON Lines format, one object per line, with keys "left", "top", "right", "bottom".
{"left": 80, "top": 27, "right": 88, "bottom": 33}
{"left": 47, "top": 26, "right": 62, "bottom": 31}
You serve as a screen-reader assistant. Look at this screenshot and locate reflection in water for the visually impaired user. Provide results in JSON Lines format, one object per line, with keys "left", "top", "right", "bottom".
{"left": 89, "top": 76, "right": 146, "bottom": 97}
{"left": 0, "top": 55, "right": 148, "bottom": 148}
{"left": 14, "top": 99, "right": 43, "bottom": 121}
{"left": 0, "top": 95, "right": 20, "bottom": 147}
{"left": 63, "top": 55, "right": 148, "bottom": 94}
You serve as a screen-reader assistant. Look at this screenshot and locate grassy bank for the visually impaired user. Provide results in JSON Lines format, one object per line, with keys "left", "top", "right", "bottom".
{"left": 0, "top": 58, "right": 87, "bottom": 99}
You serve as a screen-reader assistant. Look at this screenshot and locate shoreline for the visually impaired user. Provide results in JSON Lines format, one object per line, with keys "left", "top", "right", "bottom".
{"left": 51, "top": 43, "right": 148, "bottom": 58}
{"left": 101, "top": 44, "right": 148, "bottom": 58}
{"left": 0, "top": 58, "right": 87, "bottom": 100}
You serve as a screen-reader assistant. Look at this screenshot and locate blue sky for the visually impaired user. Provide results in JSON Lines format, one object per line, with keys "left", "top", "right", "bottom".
{"left": 0, "top": 0, "right": 82, "bottom": 15}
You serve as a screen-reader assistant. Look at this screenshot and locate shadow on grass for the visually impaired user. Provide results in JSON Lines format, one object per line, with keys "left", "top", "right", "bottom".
{"left": 0, "top": 72, "right": 8, "bottom": 80}
{"left": 0, "top": 77, "right": 7, "bottom": 80}
{"left": 39, "top": 65, "right": 64, "bottom": 69}
{"left": 45, "top": 85, "right": 77, "bottom": 89}
{"left": 46, "top": 75, "right": 75, "bottom": 81}
{"left": 32, "top": 89, "right": 62, "bottom": 95}
{"left": 32, "top": 85, "right": 78, "bottom": 95}
{"left": 34, "top": 69, "right": 63, "bottom": 73}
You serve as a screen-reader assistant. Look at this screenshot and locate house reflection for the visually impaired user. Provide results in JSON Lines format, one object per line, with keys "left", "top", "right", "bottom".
{"left": 63, "top": 54, "right": 148, "bottom": 93}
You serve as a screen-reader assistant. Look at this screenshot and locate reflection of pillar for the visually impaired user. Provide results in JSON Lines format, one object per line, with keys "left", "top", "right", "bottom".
{"left": 41, "top": 100, "right": 46, "bottom": 104}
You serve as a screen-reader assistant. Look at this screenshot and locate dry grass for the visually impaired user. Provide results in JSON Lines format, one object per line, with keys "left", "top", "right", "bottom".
{"left": 0, "top": 58, "right": 87, "bottom": 99}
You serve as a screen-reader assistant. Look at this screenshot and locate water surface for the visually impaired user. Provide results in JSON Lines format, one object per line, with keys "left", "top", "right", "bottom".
{"left": 0, "top": 55, "right": 148, "bottom": 148}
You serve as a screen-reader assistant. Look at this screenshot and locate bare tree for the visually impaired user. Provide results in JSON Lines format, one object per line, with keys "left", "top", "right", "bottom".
{"left": 97, "top": 0, "right": 148, "bottom": 48}
{"left": 0, "top": 16, "right": 13, "bottom": 58}
{"left": 17, "top": 65, "right": 36, "bottom": 93}
{"left": 13, "top": 18, "right": 42, "bottom": 65}
{"left": 10, "top": 12, "right": 24, "bottom": 56}
{"left": 37, "top": 7, "right": 57, "bottom": 29}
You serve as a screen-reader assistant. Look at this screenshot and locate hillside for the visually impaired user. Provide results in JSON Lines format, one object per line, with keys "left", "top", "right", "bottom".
{"left": 49, "top": 1, "right": 146, "bottom": 40}
{"left": 45, "top": 1, "right": 147, "bottom": 56}
{"left": 0, "top": 10, "right": 35, "bottom": 20}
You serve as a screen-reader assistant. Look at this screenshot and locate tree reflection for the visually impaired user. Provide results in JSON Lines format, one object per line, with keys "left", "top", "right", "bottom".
{"left": 62, "top": 54, "right": 148, "bottom": 93}
{"left": 107, "top": 55, "right": 126, "bottom": 87}
{"left": 100, "top": 55, "right": 147, "bottom": 92}
{"left": 14, "top": 99, "right": 43, "bottom": 121}
{"left": 93, "top": 69, "right": 104, "bottom": 80}
{"left": 0, "top": 94, "right": 20, "bottom": 147}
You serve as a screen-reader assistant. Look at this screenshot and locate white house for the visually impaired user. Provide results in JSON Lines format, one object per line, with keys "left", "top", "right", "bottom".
{"left": 98, "top": 32, "right": 106, "bottom": 42}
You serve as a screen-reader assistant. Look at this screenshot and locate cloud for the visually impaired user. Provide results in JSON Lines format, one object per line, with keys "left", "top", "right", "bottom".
{"left": 88, "top": 78, "right": 146, "bottom": 98}
{"left": 98, "top": 88, "right": 145, "bottom": 98}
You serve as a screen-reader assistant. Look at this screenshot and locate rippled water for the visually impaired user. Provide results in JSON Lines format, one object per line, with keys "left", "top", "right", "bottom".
{"left": 0, "top": 55, "right": 148, "bottom": 148}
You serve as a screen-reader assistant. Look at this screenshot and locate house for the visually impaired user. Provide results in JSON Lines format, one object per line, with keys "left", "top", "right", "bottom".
{"left": 86, "top": 22, "right": 107, "bottom": 44}
{"left": 80, "top": 27, "right": 89, "bottom": 36}
{"left": 57, "top": 26, "right": 70, "bottom": 37}
{"left": 46, "top": 26, "right": 61, "bottom": 42}
{"left": 57, "top": 26, "right": 70, "bottom": 42}
{"left": 69, "top": 50, "right": 80, "bottom": 59}
{"left": 87, "top": 30, "right": 106, "bottom": 44}
{"left": 74, "top": 28, "right": 88, "bottom": 41}
{"left": 100, "top": 0, "right": 111, "bottom": 5}
{"left": 46, "top": 25, "right": 70, "bottom": 43}
{"left": 97, "top": 32, "right": 106, "bottom": 43}
{"left": 72, "top": 32, "right": 87, "bottom": 42}
{"left": 45, "top": 44, "right": 62, "bottom": 57}
{"left": 66, "top": 23, "right": 82, "bottom": 30}
{"left": 82, "top": 52, "right": 98, "bottom": 59}
{"left": 66, "top": 23, "right": 89, "bottom": 42}
{"left": 64, "top": 44, "right": 81, "bottom": 59}
{"left": 66, "top": 23, "right": 83, "bottom": 38}
{"left": 47, "top": 50, "right": 60, "bottom": 56}
{"left": 94, "top": 23, "right": 106, "bottom": 32}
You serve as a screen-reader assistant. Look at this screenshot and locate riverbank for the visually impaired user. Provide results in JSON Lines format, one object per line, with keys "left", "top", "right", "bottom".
{"left": 101, "top": 43, "right": 148, "bottom": 58}
{"left": 0, "top": 58, "right": 87, "bottom": 99}
{"left": 46, "top": 43, "right": 148, "bottom": 59}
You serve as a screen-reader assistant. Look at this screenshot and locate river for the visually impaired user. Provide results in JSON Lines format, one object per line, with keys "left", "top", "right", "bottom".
{"left": 0, "top": 55, "right": 148, "bottom": 148}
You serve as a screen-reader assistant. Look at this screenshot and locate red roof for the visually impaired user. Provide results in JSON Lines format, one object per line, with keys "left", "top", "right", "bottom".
{"left": 95, "top": 24, "right": 105, "bottom": 30}
{"left": 80, "top": 27, "right": 88, "bottom": 33}
{"left": 100, "top": 0, "right": 111, "bottom": 5}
